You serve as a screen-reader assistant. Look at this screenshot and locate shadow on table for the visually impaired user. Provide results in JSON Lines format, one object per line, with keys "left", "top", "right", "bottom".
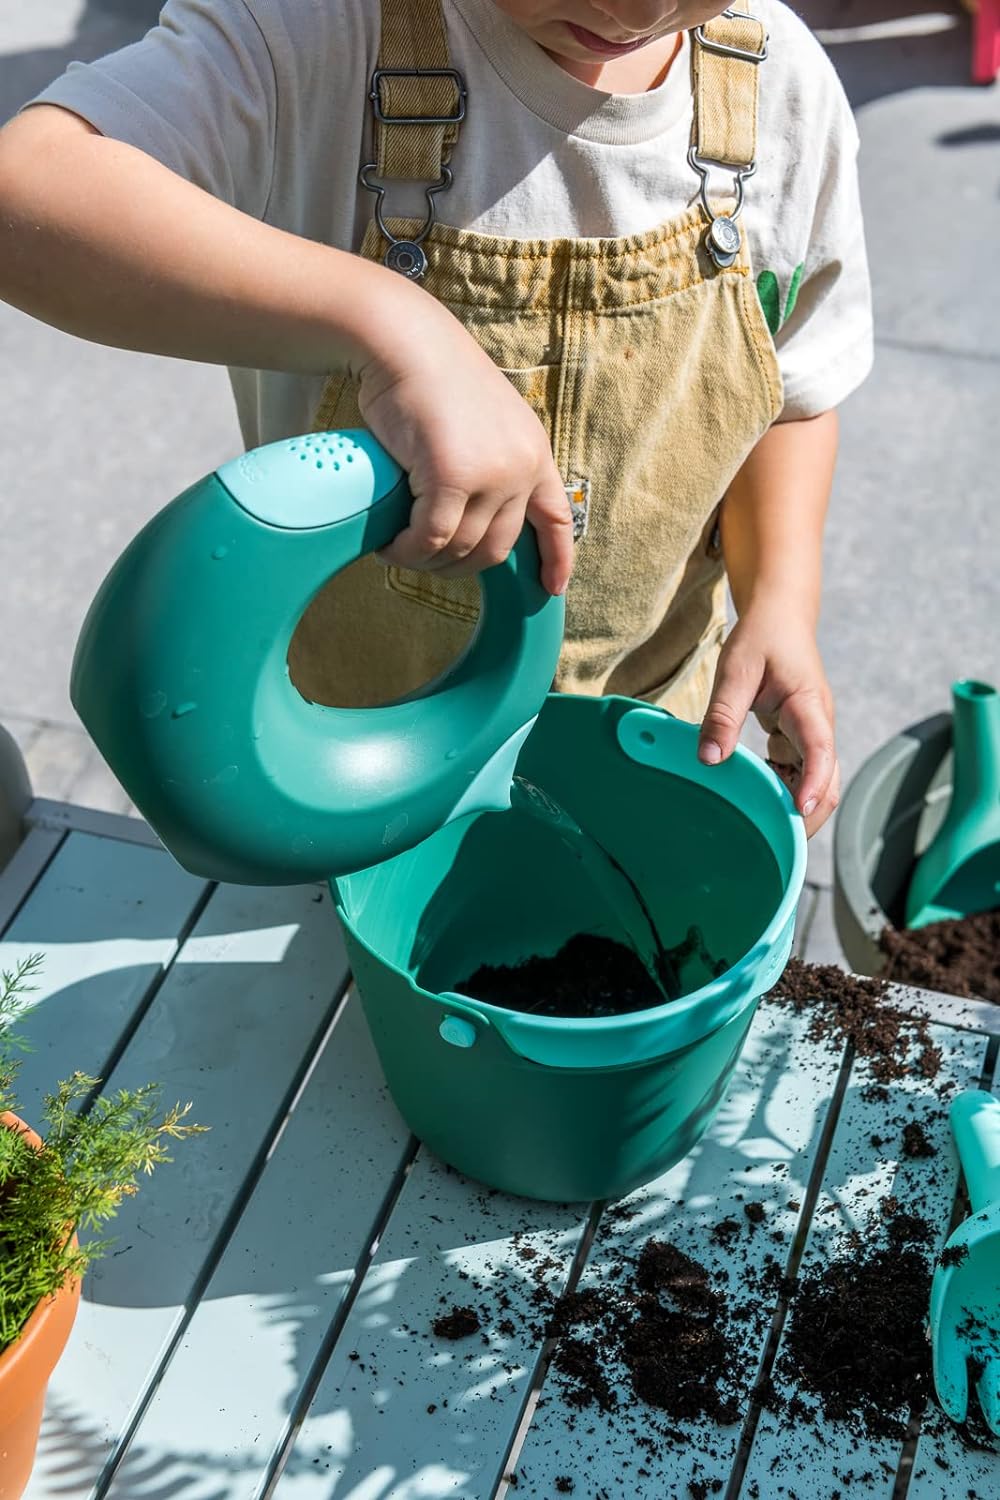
{"left": 25, "top": 982, "right": 969, "bottom": 1500}
{"left": 0, "top": 0, "right": 162, "bottom": 123}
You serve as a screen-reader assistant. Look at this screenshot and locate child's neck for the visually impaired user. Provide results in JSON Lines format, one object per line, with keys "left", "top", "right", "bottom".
{"left": 545, "top": 30, "right": 683, "bottom": 94}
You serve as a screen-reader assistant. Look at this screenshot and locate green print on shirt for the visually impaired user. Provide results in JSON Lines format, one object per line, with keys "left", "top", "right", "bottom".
{"left": 757, "top": 263, "right": 804, "bottom": 335}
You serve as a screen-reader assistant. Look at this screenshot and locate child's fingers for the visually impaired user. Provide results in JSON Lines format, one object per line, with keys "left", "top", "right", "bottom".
{"left": 698, "top": 641, "right": 763, "bottom": 766}
{"left": 431, "top": 497, "right": 526, "bottom": 578}
{"left": 773, "top": 689, "right": 838, "bottom": 825}
{"left": 374, "top": 486, "right": 468, "bottom": 569}
{"left": 526, "top": 479, "right": 576, "bottom": 596}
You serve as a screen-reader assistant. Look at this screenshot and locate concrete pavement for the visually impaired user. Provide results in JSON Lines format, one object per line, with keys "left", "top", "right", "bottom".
{"left": 0, "top": 1, "right": 997, "bottom": 904}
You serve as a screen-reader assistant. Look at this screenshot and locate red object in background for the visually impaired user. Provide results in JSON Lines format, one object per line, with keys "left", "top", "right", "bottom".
{"left": 970, "top": 0, "right": 1000, "bottom": 83}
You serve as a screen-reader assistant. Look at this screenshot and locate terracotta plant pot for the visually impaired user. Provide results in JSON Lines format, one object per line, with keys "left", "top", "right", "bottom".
{"left": 0, "top": 1113, "right": 81, "bottom": 1500}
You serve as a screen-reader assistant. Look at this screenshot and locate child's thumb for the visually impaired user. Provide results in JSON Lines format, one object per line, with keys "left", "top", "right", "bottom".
{"left": 698, "top": 644, "right": 762, "bottom": 766}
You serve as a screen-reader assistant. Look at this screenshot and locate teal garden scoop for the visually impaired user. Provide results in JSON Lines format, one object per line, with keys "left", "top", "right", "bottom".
{"left": 905, "top": 680, "right": 1000, "bottom": 929}
{"left": 930, "top": 1090, "right": 1000, "bottom": 1435}
{"left": 70, "top": 430, "right": 565, "bottom": 882}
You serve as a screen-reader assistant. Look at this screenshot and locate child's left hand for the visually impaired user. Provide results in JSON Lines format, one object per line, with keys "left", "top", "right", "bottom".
{"left": 697, "top": 604, "right": 840, "bottom": 837}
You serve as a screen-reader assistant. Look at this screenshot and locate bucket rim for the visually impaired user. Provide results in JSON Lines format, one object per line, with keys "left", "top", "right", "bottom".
{"left": 333, "top": 729, "right": 808, "bottom": 1039}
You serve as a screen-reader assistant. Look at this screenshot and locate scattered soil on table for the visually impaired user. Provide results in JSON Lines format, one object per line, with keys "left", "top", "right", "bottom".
{"left": 901, "top": 1120, "right": 937, "bottom": 1158}
{"left": 431, "top": 1305, "right": 481, "bottom": 1340}
{"left": 878, "top": 908, "right": 1000, "bottom": 1005}
{"left": 778, "top": 1212, "right": 935, "bottom": 1441}
{"left": 768, "top": 958, "right": 943, "bottom": 1084}
{"left": 547, "top": 1239, "right": 741, "bottom": 1425}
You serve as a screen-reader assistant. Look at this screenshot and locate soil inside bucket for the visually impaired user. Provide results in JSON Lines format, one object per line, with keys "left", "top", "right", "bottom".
{"left": 455, "top": 929, "right": 727, "bottom": 1019}
{"left": 878, "top": 908, "right": 1000, "bottom": 1004}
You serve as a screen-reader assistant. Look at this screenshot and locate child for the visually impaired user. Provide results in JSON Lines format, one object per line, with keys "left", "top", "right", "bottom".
{"left": 0, "top": 1, "right": 872, "bottom": 835}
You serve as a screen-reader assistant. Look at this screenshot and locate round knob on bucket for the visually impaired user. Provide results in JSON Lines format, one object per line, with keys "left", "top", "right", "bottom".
{"left": 70, "top": 429, "right": 565, "bottom": 883}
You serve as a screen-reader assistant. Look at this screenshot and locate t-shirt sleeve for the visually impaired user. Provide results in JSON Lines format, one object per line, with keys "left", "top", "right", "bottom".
{"left": 25, "top": 0, "right": 277, "bottom": 219}
{"left": 768, "top": 37, "right": 874, "bottom": 421}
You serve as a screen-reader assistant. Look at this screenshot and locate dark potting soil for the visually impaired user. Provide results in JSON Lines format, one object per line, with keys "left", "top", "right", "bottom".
{"left": 779, "top": 1224, "right": 935, "bottom": 1441}
{"left": 456, "top": 932, "right": 664, "bottom": 1018}
{"left": 547, "top": 1240, "right": 741, "bottom": 1425}
{"left": 878, "top": 908, "right": 1000, "bottom": 1005}
{"left": 901, "top": 1120, "right": 937, "bottom": 1158}
{"left": 431, "top": 1305, "right": 481, "bottom": 1340}
{"left": 457, "top": 926, "right": 730, "bottom": 1019}
{"left": 768, "top": 958, "right": 943, "bottom": 1084}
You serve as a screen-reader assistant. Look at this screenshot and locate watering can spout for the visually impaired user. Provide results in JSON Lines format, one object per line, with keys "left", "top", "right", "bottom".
{"left": 949, "top": 680, "right": 1000, "bottom": 815}
{"left": 905, "top": 679, "right": 1000, "bottom": 928}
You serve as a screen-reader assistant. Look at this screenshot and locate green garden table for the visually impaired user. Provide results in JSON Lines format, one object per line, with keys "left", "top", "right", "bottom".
{"left": 2, "top": 796, "right": 999, "bottom": 1500}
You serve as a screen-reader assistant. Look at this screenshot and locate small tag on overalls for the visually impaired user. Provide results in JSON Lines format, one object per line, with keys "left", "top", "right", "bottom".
{"left": 565, "top": 479, "right": 590, "bottom": 541}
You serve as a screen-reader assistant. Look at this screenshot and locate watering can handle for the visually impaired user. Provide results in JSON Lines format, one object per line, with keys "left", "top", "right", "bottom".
{"left": 71, "top": 430, "right": 565, "bottom": 884}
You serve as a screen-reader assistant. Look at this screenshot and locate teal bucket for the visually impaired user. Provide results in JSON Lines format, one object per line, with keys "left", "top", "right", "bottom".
{"left": 333, "top": 695, "right": 807, "bottom": 1201}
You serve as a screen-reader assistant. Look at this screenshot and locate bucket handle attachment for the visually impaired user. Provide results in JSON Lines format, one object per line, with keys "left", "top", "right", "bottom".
{"left": 437, "top": 992, "right": 492, "bottom": 1049}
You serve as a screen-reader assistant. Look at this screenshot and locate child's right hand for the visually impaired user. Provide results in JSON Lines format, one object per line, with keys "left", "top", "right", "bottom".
{"left": 353, "top": 295, "right": 574, "bottom": 597}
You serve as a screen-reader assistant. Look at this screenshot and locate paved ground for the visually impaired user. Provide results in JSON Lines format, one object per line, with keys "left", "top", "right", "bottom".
{"left": 0, "top": 1, "right": 997, "bottom": 928}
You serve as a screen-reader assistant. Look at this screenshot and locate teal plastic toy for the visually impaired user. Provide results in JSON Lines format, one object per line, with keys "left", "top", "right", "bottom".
{"left": 70, "top": 431, "right": 565, "bottom": 883}
{"left": 930, "top": 1089, "right": 1000, "bottom": 1435}
{"left": 333, "top": 695, "right": 807, "bottom": 1202}
{"left": 905, "top": 680, "right": 1000, "bottom": 929}
{"left": 71, "top": 429, "right": 807, "bottom": 1203}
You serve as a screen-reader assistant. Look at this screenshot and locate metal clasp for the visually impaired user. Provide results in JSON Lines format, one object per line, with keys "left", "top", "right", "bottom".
{"left": 370, "top": 67, "right": 467, "bottom": 125}
{"left": 688, "top": 147, "right": 756, "bottom": 267}
{"left": 359, "top": 163, "right": 453, "bottom": 279}
{"left": 688, "top": 147, "right": 757, "bottom": 222}
{"left": 694, "top": 10, "right": 768, "bottom": 63}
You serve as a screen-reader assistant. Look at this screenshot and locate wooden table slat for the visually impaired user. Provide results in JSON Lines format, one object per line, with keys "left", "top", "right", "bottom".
{"left": 91, "top": 993, "right": 412, "bottom": 1500}
{"left": 511, "top": 1001, "right": 850, "bottom": 1498}
{"left": 0, "top": 824, "right": 64, "bottom": 933}
{"left": 273, "top": 1153, "right": 591, "bottom": 1498}
{"left": 0, "top": 831, "right": 207, "bottom": 1124}
{"left": 739, "top": 1022, "right": 991, "bottom": 1500}
{"left": 24, "top": 879, "right": 349, "bottom": 1500}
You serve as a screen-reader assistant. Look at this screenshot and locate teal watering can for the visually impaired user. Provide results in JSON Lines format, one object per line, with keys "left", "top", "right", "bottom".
{"left": 71, "top": 430, "right": 565, "bottom": 883}
{"left": 905, "top": 680, "right": 1000, "bottom": 929}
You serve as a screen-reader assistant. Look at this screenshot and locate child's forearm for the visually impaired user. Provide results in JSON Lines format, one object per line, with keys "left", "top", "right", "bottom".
{"left": 0, "top": 106, "right": 575, "bottom": 594}
{"left": 719, "top": 410, "right": 839, "bottom": 628}
{"left": 0, "top": 105, "right": 435, "bottom": 378}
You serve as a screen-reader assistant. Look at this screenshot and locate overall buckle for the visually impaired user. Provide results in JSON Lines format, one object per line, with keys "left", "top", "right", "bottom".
{"left": 370, "top": 67, "right": 467, "bottom": 126}
{"left": 694, "top": 11, "right": 768, "bottom": 63}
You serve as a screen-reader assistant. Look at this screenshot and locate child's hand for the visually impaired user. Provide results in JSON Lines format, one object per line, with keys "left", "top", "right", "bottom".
{"left": 355, "top": 297, "right": 574, "bottom": 596}
{"left": 697, "top": 604, "right": 840, "bottom": 836}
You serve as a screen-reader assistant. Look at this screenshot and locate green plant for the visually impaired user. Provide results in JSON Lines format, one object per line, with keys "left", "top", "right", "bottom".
{"left": 0, "top": 954, "right": 205, "bottom": 1355}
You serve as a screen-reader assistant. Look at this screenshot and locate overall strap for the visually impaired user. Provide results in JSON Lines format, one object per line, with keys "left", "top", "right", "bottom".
{"left": 371, "top": 0, "right": 466, "bottom": 183}
{"left": 692, "top": 6, "right": 766, "bottom": 176}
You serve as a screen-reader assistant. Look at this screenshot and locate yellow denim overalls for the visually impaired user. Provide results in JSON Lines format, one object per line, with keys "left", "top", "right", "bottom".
{"left": 289, "top": 0, "right": 783, "bottom": 722}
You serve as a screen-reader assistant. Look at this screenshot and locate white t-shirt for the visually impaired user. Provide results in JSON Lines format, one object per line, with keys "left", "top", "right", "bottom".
{"left": 32, "top": 0, "right": 874, "bottom": 447}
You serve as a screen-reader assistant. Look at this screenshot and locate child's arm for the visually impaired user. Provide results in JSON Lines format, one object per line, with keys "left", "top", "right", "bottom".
{"left": 0, "top": 106, "right": 574, "bottom": 594}
{"left": 698, "top": 410, "right": 840, "bottom": 836}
